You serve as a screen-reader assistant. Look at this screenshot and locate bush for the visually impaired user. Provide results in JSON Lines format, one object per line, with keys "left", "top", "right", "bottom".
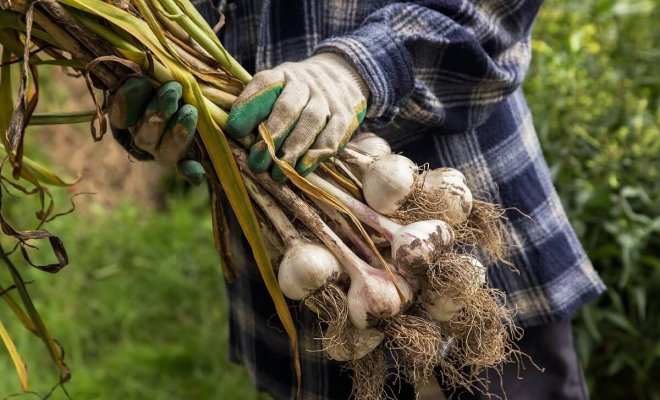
{"left": 526, "top": 1, "right": 659, "bottom": 398}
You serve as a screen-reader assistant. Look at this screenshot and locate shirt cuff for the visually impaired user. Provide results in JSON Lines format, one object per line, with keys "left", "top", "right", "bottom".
{"left": 314, "top": 22, "right": 415, "bottom": 127}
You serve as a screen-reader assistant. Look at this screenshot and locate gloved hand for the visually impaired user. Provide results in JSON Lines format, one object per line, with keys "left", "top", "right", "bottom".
{"left": 108, "top": 77, "right": 205, "bottom": 185}
{"left": 227, "top": 53, "right": 369, "bottom": 182}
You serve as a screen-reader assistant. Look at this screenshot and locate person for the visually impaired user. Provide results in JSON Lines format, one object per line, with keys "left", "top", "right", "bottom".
{"left": 110, "top": 1, "right": 606, "bottom": 399}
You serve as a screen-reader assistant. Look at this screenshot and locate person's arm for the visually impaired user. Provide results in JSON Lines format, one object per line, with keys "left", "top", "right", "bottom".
{"left": 315, "top": 1, "right": 544, "bottom": 133}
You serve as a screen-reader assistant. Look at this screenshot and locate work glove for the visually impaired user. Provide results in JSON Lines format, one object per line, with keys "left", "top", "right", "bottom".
{"left": 108, "top": 77, "right": 205, "bottom": 185}
{"left": 227, "top": 53, "right": 369, "bottom": 182}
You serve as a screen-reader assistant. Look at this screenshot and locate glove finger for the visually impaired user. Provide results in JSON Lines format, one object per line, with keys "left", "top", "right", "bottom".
{"left": 154, "top": 104, "right": 198, "bottom": 166}
{"left": 271, "top": 95, "right": 329, "bottom": 182}
{"left": 271, "top": 132, "right": 317, "bottom": 182}
{"left": 133, "top": 81, "right": 183, "bottom": 153}
{"left": 247, "top": 141, "right": 272, "bottom": 173}
{"left": 176, "top": 159, "right": 206, "bottom": 186}
{"left": 108, "top": 76, "right": 154, "bottom": 129}
{"left": 228, "top": 69, "right": 284, "bottom": 139}
{"left": 110, "top": 125, "right": 154, "bottom": 161}
{"left": 296, "top": 100, "right": 366, "bottom": 176}
{"left": 295, "top": 113, "right": 350, "bottom": 177}
{"left": 248, "top": 80, "right": 310, "bottom": 173}
{"left": 269, "top": 164, "right": 288, "bottom": 183}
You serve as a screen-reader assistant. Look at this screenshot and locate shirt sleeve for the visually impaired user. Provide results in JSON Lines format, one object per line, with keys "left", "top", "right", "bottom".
{"left": 314, "top": 0, "right": 543, "bottom": 133}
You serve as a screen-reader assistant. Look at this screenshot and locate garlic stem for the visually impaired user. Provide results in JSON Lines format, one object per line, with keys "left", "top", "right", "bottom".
{"left": 242, "top": 176, "right": 300, "bottom": 246}
{"left": 341, "top": 146, "right": 374, "bottom": 168}
{"left": 332, "top": 159, "right": 363, "bottom": 190}
{"left": 307, "top": 173, "right": 405, "bottom": 241}
{"left": 313, "top": 199, "right": 381, "bottom": 267}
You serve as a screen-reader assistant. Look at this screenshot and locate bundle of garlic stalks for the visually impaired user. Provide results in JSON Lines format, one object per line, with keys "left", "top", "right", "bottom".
{"left": 0, "top": 0, "right": 518, "bottom": 398}
{"left": 241, "top": 136, "right": 519, "bottom": 398}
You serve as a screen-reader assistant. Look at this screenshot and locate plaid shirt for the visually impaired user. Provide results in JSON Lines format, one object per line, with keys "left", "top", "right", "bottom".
{"left": 193, "top": 1, "right": 605, "bottom": 399}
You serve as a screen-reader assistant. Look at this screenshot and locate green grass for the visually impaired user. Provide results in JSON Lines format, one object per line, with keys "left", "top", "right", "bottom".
{"left": 0, "top": 187, "right": 267, "bottom": 399}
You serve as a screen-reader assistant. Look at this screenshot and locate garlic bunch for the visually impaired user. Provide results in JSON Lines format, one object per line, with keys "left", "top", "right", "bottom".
{"left": 246, "top": 168, "right": 414, "bottom": 330}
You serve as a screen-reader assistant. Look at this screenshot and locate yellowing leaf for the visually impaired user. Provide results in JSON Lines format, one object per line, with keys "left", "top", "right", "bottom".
{"left": 0, "top": 319, "right": 29, "bottom": 392}
{"left": 0, "top": 146, "right": 79, "bottom": 187}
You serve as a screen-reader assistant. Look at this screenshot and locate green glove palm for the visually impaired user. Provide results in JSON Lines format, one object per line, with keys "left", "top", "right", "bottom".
{"left": 108, "top": 77, "right": 204, "bottom": 185}
{"left": 227, "top": 53, "right": 369, "bottom": 182}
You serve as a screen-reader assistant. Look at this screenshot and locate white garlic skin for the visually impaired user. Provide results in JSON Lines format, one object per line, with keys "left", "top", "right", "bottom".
{"left": 460, "top": 254, "right": 487, "bottom": 287}
{"left": 278, "top": 242, "right": 343, "bottom": 300}
{"left": 423, "top": 168, "right": 473, "bottom": 224}
{"left": 423, "top": 294, "right": 464, "bottom": 322}
{"left": 391, "top": 220, "right": 453, "bottom": 270}
{"left": 347, "top": 269, "right": 409, "bottom": 330}
{"left": 422, "top": 255, "right": 487, "bottom": 322}
{"left": 325, "top": 328, "right": 384, "bottom": 361}
{"left": 425, "top": 168, "right": 467, "bottom": 187}
{"left": 362, "top": 154, "right": 417, "bottom": 215}
{"left": 348, "top": 273, "right": 401, "bottom": 329}
{"left": 348, "top": 132, "right": 392, "bottom": 157}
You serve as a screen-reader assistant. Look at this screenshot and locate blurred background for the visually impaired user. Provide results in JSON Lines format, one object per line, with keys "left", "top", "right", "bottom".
{"left": 0, "top": 0, "right": 658, "bottom": 398}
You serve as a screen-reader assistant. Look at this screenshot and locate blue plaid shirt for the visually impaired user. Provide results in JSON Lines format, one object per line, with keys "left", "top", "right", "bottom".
{"left": 193, "top": 1, "right": 605, "bottom": 399}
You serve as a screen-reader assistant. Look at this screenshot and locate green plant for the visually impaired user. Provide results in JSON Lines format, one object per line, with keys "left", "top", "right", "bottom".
{"left": 0, "top": 187, "right": 267, "bottom": 399}
{"left": 526, "top": 0, "right": 660, "bottom": 398}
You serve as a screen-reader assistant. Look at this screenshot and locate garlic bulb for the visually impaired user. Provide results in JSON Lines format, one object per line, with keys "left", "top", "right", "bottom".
{"left": 421, "top": 168, "right": 473, "bottom": 224}
{"left": 278, "top": 242, "right": 343, "bottom": 300}
{"left": 422, "top": 255, "right": 487, "bottom": 321}
{"left": 391, "top": 219, "right": 454, "bottom": 269}
{"left": 425, "top": 168, "right": 467, "bottom": 187}
{"left": 340, "top": 148, "right": 417, "bottom": 215}
{"left": 347, "top": 132, "right": 392, "bottom": 157}
{"left": 462, "top": 254, "right": 487, "bottom": 287}
{"left": 347, "top": 266, "right": 412, "bottom": 329}
{"left": 422, "top": 292, "right": 465, "bottom": 322}
{"left": 325, "top": 327, "right": 384, "bottom": 361}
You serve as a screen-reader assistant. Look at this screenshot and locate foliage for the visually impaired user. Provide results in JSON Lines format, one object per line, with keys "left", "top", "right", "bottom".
{"left": 0, "top": 187, "right": 266, "bottom": 399}
{"left": 526, "top": 0, "right": 660, "bottom": 398}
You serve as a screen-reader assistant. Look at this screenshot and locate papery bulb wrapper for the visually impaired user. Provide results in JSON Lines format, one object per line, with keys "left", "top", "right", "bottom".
{"left": 278, "top": 242, "right": 343, "bottom": 300}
